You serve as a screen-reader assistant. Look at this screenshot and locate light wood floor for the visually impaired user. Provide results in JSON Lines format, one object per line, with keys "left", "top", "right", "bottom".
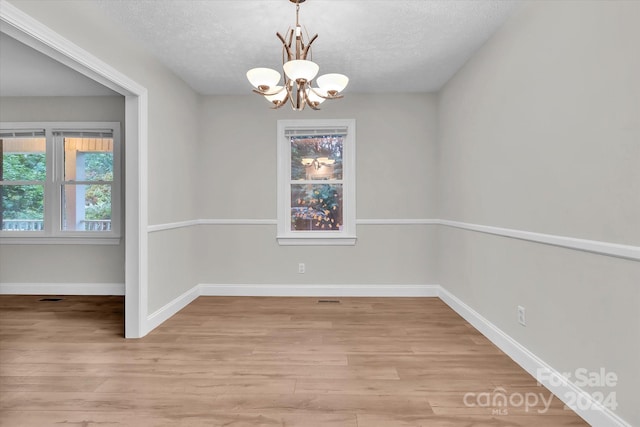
{"left": 0, "top": 295, "right": 588, "bottom": 426}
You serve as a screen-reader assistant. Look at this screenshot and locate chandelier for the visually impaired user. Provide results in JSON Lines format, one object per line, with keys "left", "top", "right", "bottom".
{"left": 246, "top": 0, "right": 349, "bottom": 111}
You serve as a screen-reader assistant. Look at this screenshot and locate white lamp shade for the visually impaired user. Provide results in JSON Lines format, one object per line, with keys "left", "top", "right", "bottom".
{"left": 306, "top": 88, "right": 326, "bottom": 105}
{"left": 283, "top": 60, "right": 319, "bottom": 82}
{"left": 247, "top": 68, "right": 281, "bottom": 91}
{"left": 264, "top": 86, "right": 287, "bottom": 103}
{"left": 317, "top": 73, "right": 349, "bottom": 93}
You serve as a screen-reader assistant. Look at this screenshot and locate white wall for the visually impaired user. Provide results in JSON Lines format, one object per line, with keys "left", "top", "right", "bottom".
{"left": 437, "top": 2, "right": 640, "bottom": 425}
{"left": 196, "top": 93, "right": 438, "bottom": 286}
{"left": 0, "top": 96, "right": 125, "bottom": 285}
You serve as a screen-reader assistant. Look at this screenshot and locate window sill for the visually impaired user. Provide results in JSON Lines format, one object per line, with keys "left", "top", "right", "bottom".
{"left": 0, "top": 235, "right": 121, "bottom": 245}
{"left": 277, "top": 236, "right": 357, "bottom": 246}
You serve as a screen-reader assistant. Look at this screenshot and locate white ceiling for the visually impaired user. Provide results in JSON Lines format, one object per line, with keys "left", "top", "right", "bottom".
{"left": 0, "top": 0, "right": 521, "bottom": 97}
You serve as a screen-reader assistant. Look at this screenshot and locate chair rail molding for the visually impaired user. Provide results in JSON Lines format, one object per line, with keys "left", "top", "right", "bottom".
{"left": 146, "top": 217, "right": 640, "bottom": 261}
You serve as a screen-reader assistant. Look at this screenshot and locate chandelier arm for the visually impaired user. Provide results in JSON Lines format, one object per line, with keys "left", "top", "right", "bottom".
{"left": 276, "top": 32, "right": 293, "bottom": 61}
{"left": 271, "top": 96, "right": 289, "bottom": 109}
{"left": 308, "top": 86, "right": 344, "bottom": 100}
{"left": 294, "top": 80, "right": 305, "bottom": 110}
{"left": 287, "top": 28, "right": 295, "bottom": 53}
{"left": 283, "top": 81, "right": 302, "bottom": 111}
{"left": 299, "top": 41, "right": 305, "bottom": 59}
{"left": 252, "top": 87, "right": 286, "bottom": 97}
{"left": 301, "top": 34, "right": 318, "bottom": 59}
{"left": 305, "top": 95, "right": 321, "bottom": 110}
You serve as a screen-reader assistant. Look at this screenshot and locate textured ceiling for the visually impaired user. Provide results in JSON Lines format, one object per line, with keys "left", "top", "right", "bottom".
{"left": 93, "top": 0, "right": 521, "bottom": 95}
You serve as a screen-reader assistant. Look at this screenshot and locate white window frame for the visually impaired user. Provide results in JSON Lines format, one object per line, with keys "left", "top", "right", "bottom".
{"left": 0, "top": 122, "right": 121, "bottom": 245}
{"left": 277, "top": 119, "right": 356, "bottom": 246}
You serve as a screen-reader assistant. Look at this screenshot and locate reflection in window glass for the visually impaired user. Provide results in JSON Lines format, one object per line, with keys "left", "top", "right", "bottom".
{"left": 291, "top": 184, "right": 343, "bottom": 231}
{"left": 291, "top": 135, "right": 343, "bottom": 181}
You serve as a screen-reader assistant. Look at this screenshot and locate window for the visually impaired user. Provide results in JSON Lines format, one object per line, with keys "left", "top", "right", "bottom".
{"left": 0, "top": 122, "right": 121, "bottom": 244}
{"left": 277, "top": 119, "right": 356, "bottom": 245}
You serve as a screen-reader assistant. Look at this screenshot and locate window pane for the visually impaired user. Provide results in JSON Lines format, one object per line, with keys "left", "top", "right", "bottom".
{"left": 291, "top": 184, "right": 342, "bottom": 231}
{"left": 290, "top": 135, "right": 343, "bottom": 181}
{"left": 64, "top": 138, "right": 113, "bottom": 182}
{"left": 62, "top": 184, "right": 112, "bottom": 231}
{"left": 1, "top": 137, "right": 46, "bottom": 181}
{"left": 1, "top": 184, "right": 44, "bottom": 231}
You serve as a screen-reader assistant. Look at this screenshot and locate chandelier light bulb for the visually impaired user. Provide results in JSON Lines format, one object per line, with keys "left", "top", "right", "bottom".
{"left": 306, "top": 88, "right": 327, "bottom": 105}
{"left": 264, "top": 86, "right": 288, "bottom": 104}
{"left": 283, "top": 60, "right": 319, "bottom": 82}
{"left": 316, "top": 73, "right": 349, "bottom": 96}
{"left": 246, "top": 68, "right": 281, "bottom": 92}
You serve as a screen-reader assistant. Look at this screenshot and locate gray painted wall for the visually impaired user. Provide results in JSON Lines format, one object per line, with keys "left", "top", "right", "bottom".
{"left": 0, "top": 96, "right": 126, "bottom": 284}
{"left": 437, "top": 2, "right": 640, "bottom": 425}
{"left": 196, "top": 93, "right": 438, "bottom": 286}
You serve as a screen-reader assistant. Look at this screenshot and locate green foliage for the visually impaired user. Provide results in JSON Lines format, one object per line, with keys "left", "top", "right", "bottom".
{"left": 1, "top": 153, "right": 46, "bottom": 220}
{"left": 1, "top": 185, "right": 44, "bottom": 220}
{"left": 84, "top": 153, "right": 113, "bottom": 181}
{"left": 1, "top": 151, "right": 113, "bottom": 221}
{"left": 83, "top": 153, "right": 113, "bottom": 220}
{"left": 2, "top": 153, "right": 46, "bottom": 181}
{"left": 84, "top": 184, "right": 112, "bottom": 220}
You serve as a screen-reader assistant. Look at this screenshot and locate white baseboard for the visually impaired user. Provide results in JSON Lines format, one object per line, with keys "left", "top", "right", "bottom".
{"left": 145, "top": 285, "right": 200, "bottom": 334}
{"left": 0, "top": 282, "right": 125, "bottom": 295}
{"left": 438, "top": 287, "right": 630, "bottom": 427}
{"left": 198, "top": 283, "right": 440, "bottom": 297}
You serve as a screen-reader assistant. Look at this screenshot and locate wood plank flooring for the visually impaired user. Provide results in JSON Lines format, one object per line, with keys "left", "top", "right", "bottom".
{"left": 0, "top": 295, "right": 589, "bottom": 426}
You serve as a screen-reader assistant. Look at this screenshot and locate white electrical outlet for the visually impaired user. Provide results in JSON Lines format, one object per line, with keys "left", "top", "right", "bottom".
{"left": 517, "top": 305, "right": 526, "bottom": 326}
{"left": 298, "top": 263, "right": 305, "bottom": 274}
